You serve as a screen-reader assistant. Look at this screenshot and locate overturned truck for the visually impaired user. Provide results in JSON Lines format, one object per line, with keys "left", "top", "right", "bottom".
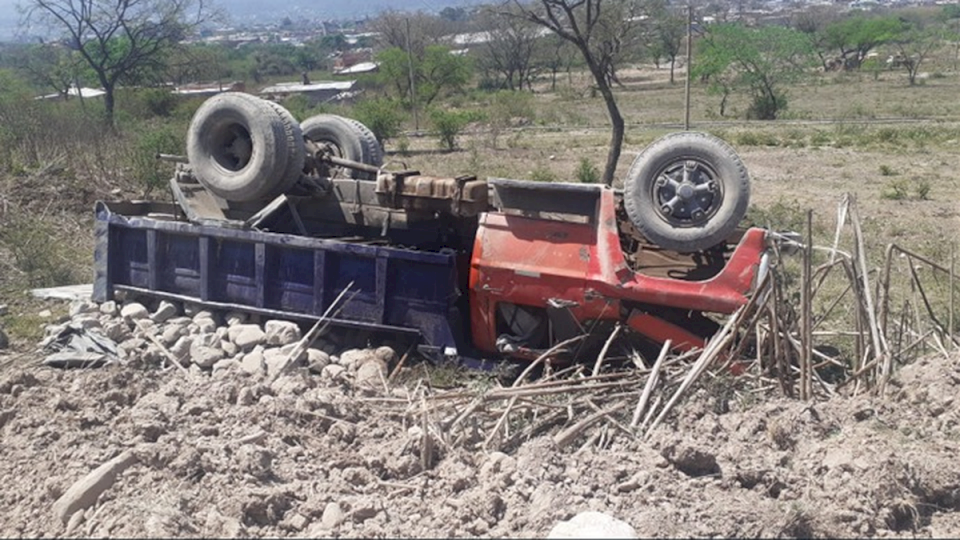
{"left": 94, "top": 92, "right": 777, "bottom": 365}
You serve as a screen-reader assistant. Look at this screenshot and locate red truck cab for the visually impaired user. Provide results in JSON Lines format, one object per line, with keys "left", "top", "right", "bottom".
{"left": 469, "top": 179, "right": 770, "bottom": 361}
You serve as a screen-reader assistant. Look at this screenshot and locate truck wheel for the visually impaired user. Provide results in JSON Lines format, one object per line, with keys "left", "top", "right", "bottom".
{"left": 262, "top": 100, "right": 307, "bottom": 195}
{"left": 623, "top": 132, "right": 750, "bottom": 252}
{"left": 344, "top": 117, "right": 384, "bottom": 169}
{"left": 301, "top": 114, "right": 380, "bottom": 179}
{"left": 187, "top": 92, "right": 304, "bottom": 202}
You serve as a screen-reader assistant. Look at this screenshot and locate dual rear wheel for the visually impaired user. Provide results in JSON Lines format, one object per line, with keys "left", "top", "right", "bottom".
{"left": 186, "top": 92, "right": 384, "bottom": 202}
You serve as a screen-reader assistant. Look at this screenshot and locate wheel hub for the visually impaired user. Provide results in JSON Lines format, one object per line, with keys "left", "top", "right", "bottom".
{"left": 652, "top": 159, "right": 721, "bottom": 227}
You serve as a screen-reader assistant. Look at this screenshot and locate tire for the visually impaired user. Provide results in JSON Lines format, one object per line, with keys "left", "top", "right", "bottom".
{"left": 186, "top": 92, "right": 305, "bottom": 202}
{"left": 343, "top": 117, "right": 384, "bottom": 168}
{"left": 262, "top": 100, "right": 307, "bottom": 194}
{"left": 623, "top": 132, "right": 750, "bottom": 253}
{"left": 301, "top": 114, "right": 381, "bottom": 180}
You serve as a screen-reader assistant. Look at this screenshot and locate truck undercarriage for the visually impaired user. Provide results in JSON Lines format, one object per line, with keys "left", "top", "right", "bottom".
{"left": 93, "top": 93, "right": 777, "bottom": 366}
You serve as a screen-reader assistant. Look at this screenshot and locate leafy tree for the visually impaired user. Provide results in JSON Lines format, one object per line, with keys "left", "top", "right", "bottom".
{"left": 792, "top": 5, "right": 844, "bottom": 70}
{"left": 375, "top": 45, "right": 472, "bottom": 107}
{"left": 430, "top": 109, "right": 476, "bottom": 151}
{"left": 821, "top": 14, "right": 904, "bottom": 70}
{"left": 647, "top": 5, "right": 686, "bottom": 84}
{"left": 22, "top": 0, "right": 220, "bottom": 124}
{"left": 504, "top": 0, "right": 652, "bottom": 186}
{"left": 891, "top": 20, "right": 944, "bottom": 85}
{"left": 694, "top": 23, "right": 814, "bottom": 120}
{"left": 10, "top": 43, "right": 82, "bottom": 98}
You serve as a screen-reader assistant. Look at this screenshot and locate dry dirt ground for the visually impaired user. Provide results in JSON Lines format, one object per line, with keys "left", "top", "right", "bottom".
{"left": 2, "top": 335, "right": 960, "bottom": 538}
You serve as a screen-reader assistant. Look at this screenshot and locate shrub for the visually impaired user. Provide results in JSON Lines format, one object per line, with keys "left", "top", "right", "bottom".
{"left": 352, "top": 97, "right": 405, "bottom": 145}
{"left": 530, "top": 165, "right": 556, "bottom": 182}
{"left": 130, "top": 123, "right": 184, "bottom": 195}
{"left": 575, "top": 157, "right": 600, "bottom": 183}
{"left": 879, "top": 164, "right": 898, "bottom": 176}
{"left": 430, "top": 109, "right": 476, "bottom": 151}
{"left": 881, "top": 178, "right": 910, "bottom": 200}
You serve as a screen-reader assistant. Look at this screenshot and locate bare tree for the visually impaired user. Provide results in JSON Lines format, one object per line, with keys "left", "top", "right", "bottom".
{"left": 369, "top": 10, "right": 454, "bottom": 58}
{"left": 11, "top": 43, "right": 81, "bottom": 99}
{"left": 503, "top": 0, "right": 647, "bottom": 186}
{"left": 476, "top": 5, "right": 543, "bottom": 91}
{"left": 22, "top": 0, "right": 219, "bottom": 124}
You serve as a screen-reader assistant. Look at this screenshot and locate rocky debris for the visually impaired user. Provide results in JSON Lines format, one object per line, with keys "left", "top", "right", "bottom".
{"left": 264, "top": 320, "right": 301, "bottom": 346}
{"left": 120, "top": 303, "right": 149, "bottom": 323}
{"left": 547, "top": 512, "right": 637, "bottom": 539}
{"left": 151, "top": 301, "right": 178, "bottom": 324}
{"left": 51, "top": 450, "right": 139, "bottom": 524}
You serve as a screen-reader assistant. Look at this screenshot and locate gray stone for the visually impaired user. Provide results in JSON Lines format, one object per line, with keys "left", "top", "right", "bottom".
{"left": 264, "top": 348, "right": 287, "bottom": 378}
{"left": 151, "top": 301, "right": 178, "bottom": 324}
{"left": 374, "top": 346, "right": 398, "bottom": 364}
{"left": 221, "top": 341, "right": 239, "bottom": 356}
{"left": 192, "top": 310, "right": 216, "bottom": 323}
{"left": 98, "top": 301, "right": 118, "bottom": 317}
{"left": 279, "top": 343, "right": 307, "bottom": 364}
{"left": 339, "top": 349, "right": 374, "bottom": 371}
{"left": 120, "top": 303, "right": 149, "bottom": 322}
{"left": 240, "top": 349, "right": 265, "bottom": 376}
{"left": 322, "top": 364, "right": 346, "bottom": 381}
{"left": 117, "top": 338, "right": 146, "bottom": 360}
{"left": 166, "top": 316, "right": 192, "bottom": 327}
{"left": 224, "top": 311, "right": 248, "bottom": 326}
{"left": 73, "top": 316, "right": 102, "bottom": 330}
{"left": 212, "top": 358, "right": 240, "bottom": 377}
{"left": 356, "top": 358, "right": 387, "bottom": 388}
{"left": 229, "top": 324, "right": 266, "bottom": 351}
{"left": 265, "top": 320, "right": 301, "bottom": 346}
{"left": 183, "top": 303, "right": 201, "bottom": 317}
{"left": 190, "top": 344, "right": 223, "bottom": 369}
{"left": 547, "top": 512, "right": 637, "bottom": 539}
{"left": 38, "top": 309, "right": 52, "bottom": 318}
{"left": 194, "top": 317, "right": 217, "bottom": 334}
{"left": 237, "top": 387, "right": 255, "bottom": 405}
{"left": 0, "top": 304, "right": 8, "bottom": 316}
{"left": 69, "top": 300, "right": 98, "bottom": 318}
{"left": 160, "top": 325, "right": 184, "bottom": 347}
{"left": 306, "top": 349, "right": 331, "bottom": 373}
{"left": 321, "top": 502, "right": 345, "bottom": 529}
{"left": 132, "top": 319, "right": 157, "bottom": 335}
{"left": 169, "top": 336, "right": 194, "bottom": 363}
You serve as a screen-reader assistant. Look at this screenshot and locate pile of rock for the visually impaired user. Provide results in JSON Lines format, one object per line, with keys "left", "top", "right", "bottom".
{"left": 42, "top": 296, "right": 398, "bottom": 387}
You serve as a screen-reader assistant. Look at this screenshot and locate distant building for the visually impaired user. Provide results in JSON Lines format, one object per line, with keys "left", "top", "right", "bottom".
{"left": 334, "top": 62, "right": 379, "bottom": 76}
{"left": 34, "top": 86, "right": 106, "bottom": 101}
{"left": 172, "top": 81, "right": 246, "bottom": 98}
{"left": 259, "top": 80, "right": 358, "bottom": 104}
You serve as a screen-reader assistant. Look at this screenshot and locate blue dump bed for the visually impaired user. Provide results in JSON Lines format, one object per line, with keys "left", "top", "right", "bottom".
{"left": 92, "top": 201, "right": 463, "bottom": 359}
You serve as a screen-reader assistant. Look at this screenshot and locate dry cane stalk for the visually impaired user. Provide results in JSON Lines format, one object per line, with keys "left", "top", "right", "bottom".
{"left": 630, "top": 340, "right": 671, "bottom": 428}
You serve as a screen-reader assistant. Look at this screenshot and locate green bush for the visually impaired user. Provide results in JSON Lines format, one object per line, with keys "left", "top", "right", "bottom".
{"left": 575, "top": 157, "right": 600, "bottom": 183}
{"left": 530, "top": 165, "right": 557, "bottom": 182}
{"left": 352, "top": 97, "right": 406, "bottom": 145}
{"left": 130, "top": 123, "right": 184, "bottom": 195}
{"left": 430, "top": 109, "right": 476, "bottom": 151}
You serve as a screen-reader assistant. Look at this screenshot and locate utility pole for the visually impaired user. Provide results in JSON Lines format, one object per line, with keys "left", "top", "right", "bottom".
{"left": 683, "top": 4, "right": 693, "bottom": 131}
{"left": 405, "top": 17, "right": 419, "bottom": 131}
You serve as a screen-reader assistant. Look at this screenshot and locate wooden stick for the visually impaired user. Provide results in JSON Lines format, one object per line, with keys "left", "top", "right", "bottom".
{"left": 387, "top": 343, "right": 416, "bottom": 384}
{"left": 553, "top": 402, "right": 626, "bottom": 449}
{"left": 591, "top": 323, "right": 622, "bottom": 377}
{"left": 850, "top": 198, "right": 887, "bottom": 378}
{"left": 268, "top": 282, "right": 355, "bottom": 383}
{"left": 630, "top": 340, "right": 670, "bottom": 428}
{"left": 137, "top": 322, "right": 190, "bottom": 375}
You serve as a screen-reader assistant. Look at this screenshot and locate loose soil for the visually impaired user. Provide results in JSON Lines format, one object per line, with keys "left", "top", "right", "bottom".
{"left": 1, "top": 343, "right": 959, "bottom": 538}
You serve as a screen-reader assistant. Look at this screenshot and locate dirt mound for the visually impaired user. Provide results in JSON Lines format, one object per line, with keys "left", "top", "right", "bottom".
{"left": 2, "top": 344, "right": 960, "bottom": 538}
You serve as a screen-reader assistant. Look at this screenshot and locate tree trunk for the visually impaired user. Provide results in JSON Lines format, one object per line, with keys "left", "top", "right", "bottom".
{"left": 103, "top": 83, "right": 116, "bottom": 126}
{"left": 669, "top": 59, "right": 676, "bottom": 84}
{"left": 587, "top": 60, "right": 624, "bottom": 186}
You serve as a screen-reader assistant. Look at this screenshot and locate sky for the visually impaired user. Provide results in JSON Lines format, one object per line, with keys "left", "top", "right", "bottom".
{"left": 0, "top": 0, "right": 487, "bottom": 41}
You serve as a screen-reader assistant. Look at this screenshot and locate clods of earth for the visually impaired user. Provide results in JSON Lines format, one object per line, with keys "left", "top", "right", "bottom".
{"left": 1, "top": 296, "right": 960, "bottom": 537}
